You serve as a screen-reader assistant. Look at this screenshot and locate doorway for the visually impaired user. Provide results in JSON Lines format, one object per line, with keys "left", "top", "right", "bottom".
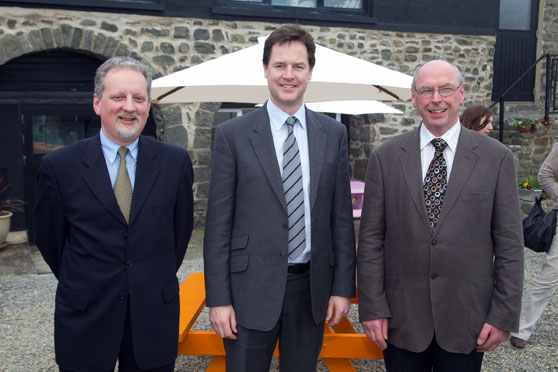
{"left": 492, "top": 0, "right": 539, "bottom": 101}
{"left": 0, "top": 50, "right": 157, "bottom": 244}
{"left": 22, "top": 104, "right": 101, "bottom": 242}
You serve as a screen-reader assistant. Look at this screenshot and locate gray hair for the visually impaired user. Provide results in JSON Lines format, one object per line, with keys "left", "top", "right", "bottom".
{"left": 411, "top": 59, "right": 464, "bottom": 89}
{"left": 94, "top": 57, "right": 152, "bottom": 99}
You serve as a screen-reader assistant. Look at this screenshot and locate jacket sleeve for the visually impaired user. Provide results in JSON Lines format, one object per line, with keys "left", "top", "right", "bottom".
{"left": 203, "top": 125, "right": 237, "bottom": 307}
{"left": 538, "top": 144, "right": 558, "bottom": 208}
{"left": 33, "top": 157, "right": 67, "bottom": 279}
{"left": 485, "top": 149, "right": 524, "bottom": 332}
{"left": 357, "top": 150, "right": 392, "bottom": 322}
{"left": 330, "top": 128, "right": 356, "bottom": 298}
{"left": 174, "top": 150, "right": 194, "bottom": 271}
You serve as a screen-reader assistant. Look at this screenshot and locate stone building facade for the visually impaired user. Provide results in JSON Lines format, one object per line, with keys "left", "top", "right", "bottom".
{"left": 1, "top": 3, "right": 557, "bottom": 226}
{"left": 506, "top": 0, "right": 558, "bottom": 181}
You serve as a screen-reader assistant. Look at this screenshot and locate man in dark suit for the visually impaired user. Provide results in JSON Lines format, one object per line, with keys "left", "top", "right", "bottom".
{"left": 357, "top": 59, "right": 524, "bottom": 372}
{"left": 33, "top": 56, "right": 194, "bottom": 372}
{"left": 203, "top": 24, "right": 356, "bottom": 371}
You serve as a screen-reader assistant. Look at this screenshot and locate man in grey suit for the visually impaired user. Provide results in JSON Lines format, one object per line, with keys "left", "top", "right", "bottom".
{"left": 203, "top": 24, "right": 356, "bottom": 371}
{"left": 357, "top": 60, "right": 524, "bottom": 372}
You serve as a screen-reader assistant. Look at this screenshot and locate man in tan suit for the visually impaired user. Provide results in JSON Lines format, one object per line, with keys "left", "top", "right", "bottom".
{"left": 357, "top": 60, "right": 524, "bottom": 372}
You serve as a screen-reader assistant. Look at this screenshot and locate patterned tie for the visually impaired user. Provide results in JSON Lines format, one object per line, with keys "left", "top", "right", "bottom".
{"left": 424, "top": 138, "right": 448, "bottom": 229}
{"left": 283, "top": 116, "right": 306, "bottom": 259}
{"left": 115, "top": 147, "right": 132, "bottom": 223}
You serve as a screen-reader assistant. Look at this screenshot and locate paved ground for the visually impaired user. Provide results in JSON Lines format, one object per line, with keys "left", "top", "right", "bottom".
{"left": 1, "top": 226, "right": 558, "bottom": 371}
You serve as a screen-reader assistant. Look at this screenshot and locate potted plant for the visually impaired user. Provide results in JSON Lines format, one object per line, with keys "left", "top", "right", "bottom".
{"left": 518, "top": 175, "right": 543, "bottom": 202}
{"left": 0, "top": 176, "right": 24, "bottom": 248}
{"left": 514, "top": 118, "right": 534, "bottom": 133}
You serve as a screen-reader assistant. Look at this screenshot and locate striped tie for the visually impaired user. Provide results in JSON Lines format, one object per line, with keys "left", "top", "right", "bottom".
{"left": 283, "top": 116, "right": 306, "bottom": 259}
{"left": 115, "top": 147, "right": 132, "bottom": 223}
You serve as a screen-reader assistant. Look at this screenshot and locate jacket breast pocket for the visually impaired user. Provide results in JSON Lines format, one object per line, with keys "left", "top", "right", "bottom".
{"left": 462, "top": 192, "right": 489, "bottom": 201}
{"left": 151, "top": 203, "right": 172, "bottom": 226}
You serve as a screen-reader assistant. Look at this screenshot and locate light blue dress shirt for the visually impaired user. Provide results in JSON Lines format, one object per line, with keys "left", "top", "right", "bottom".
{"left": 267, "top": 100, "right": 312, "bottom": 264}
{"left": 100, "top": 129, "right": 139, "bottom": 191}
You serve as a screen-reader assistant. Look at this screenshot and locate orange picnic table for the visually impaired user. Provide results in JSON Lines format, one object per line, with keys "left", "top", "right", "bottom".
{"left": 178, "top": 273, "right": 383, "bottom": 372}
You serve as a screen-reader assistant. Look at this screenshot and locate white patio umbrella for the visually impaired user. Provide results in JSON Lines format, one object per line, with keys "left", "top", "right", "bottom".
{"left": 305, "top": 100, "right": 403, "bottom": 115}
{"left": 152, "top": 37, "right": 412, "bottom": 104}
{"left": 255, "top": 99, "right": 403, "bottom": 119}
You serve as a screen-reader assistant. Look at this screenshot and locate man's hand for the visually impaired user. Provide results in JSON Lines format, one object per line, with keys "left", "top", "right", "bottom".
{"left": 209, "top": 305, "right": 238, "bottom": 340}
{"left": 325, "top": 296, "right": 351, "bottom": 327}
{"left": 362, "top": 318, "right": 388, "bottom": 350}
{"left": 476, "top": 323, "right": 509, "bottom": 352}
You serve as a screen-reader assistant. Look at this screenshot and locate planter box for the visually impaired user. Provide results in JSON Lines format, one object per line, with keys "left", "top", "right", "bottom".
{"left": 519, "top": 189, "right": 544, "bottom": 216}
{"left": 519, "top": 189, "right": 543, "bottom": 202}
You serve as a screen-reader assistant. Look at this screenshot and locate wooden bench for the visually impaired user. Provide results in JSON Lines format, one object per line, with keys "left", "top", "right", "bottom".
{"left": 178, "top": 273, "right": 383, "bottom": 372}
{"left": 350, "top": 180, "right": 365, "bottom": 219}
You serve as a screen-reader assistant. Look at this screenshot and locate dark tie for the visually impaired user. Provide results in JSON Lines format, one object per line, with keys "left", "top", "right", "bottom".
{"left": 424, "top": 138, "right": 448, "bottom": 229}
{"left": 115, "top": 147, "right": 132, "bottom": 223}
{"left": 283, "top": 116, "right": 306, "bottom": 259}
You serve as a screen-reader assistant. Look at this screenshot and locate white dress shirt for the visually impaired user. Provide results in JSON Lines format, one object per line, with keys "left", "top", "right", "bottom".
{"left": 267, "top": 100, "right": 311, "bottom": 264}
{"left": 420, "top": 121, "right": 461, "bottom": 183}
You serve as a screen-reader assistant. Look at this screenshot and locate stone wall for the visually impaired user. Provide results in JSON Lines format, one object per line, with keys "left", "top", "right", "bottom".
{"left": 496, "top": 0, "right": 558, "bottom": 181}
{"left": 1, "top": 6, "right": 542, "bottom": 226}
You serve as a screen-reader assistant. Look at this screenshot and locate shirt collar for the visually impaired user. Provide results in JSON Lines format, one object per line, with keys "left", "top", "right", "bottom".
{"left": 420, "top": 120, "right": 461, "bottom": 152}
{"left": 266, "top": 99, "right": 307, "bottom": 131}
{"left": 100, "top": 129, "right": 139, "bottom": 164}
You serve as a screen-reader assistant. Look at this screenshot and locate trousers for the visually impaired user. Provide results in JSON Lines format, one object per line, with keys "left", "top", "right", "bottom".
{"left": 512, "top": 221, "right": 558, "bottom": 341}
{"left": 223, "top": 271, "right": 325, "bottom": 372}
{"left": 383, "top": 337, "right": 483, "bottom": 372}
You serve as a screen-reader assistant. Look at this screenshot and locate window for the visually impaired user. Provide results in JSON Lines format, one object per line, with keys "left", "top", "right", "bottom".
{"left": 218, "top": 0, "right": 363, "bottom": 11}
{"left": 213, "top": 0, "right": 371, "bottom": 24}
{"left": 499, "top": 0, "right": 532, "bottom": 31}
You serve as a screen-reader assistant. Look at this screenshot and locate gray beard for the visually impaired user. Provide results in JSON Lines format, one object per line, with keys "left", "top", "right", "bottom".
{"left": 116, "top": 121, "right": 140, "bottom": 139}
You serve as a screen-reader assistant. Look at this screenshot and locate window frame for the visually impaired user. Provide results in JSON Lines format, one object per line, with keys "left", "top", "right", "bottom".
{"left": 212, "top": 0, "right": 375, "bottom": 24}
{"left": 0, "top": 0, "right": 165, "bottom": 11}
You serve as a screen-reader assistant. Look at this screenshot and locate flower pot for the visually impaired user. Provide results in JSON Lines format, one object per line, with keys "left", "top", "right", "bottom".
{"left": 0, "top": 211, "right": 12, "bottom": 247}
{"left": 517, "top": 125, "right": 532, "bottom": 133}
{"left": 519, "top": 189, "right": 542, "bottom": 202}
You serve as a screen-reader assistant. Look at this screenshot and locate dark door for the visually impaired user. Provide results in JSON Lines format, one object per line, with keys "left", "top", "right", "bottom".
{"left": 0, "top": 105, "right": 24, "bottom": 231}
{"left": 492, "top": 0, "right": 539, "bottom": 101}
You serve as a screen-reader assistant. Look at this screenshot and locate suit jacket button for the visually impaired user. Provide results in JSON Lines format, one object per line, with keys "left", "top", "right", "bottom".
{"left": 119, "top": 292, "right": 126, "bottom": 300}
{"left": 280, "top": 251, "right": 287, "bottom": 257}
{"left": 282, "top": 223, "right": 288, "bottom": 230}
{"left": 431, "top": 273, "right": 439, "bottom": 279}
{"left": 431, "top": 239, "right": 438, "bottom": 246}
{"left": 126, "top": 260, "right": 133, "bottom": 268}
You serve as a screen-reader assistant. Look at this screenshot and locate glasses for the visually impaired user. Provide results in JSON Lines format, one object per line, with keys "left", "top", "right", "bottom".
{"left": 413, "top": 85, "right": 462, "bottom": 98}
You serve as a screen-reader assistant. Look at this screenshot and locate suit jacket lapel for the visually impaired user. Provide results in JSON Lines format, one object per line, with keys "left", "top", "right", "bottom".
{"left": 435, "top": 128, "right": 479, "bottom": 231}
{"left": 399, "top": 128, "right": 432, "bottom": 232}
{"left": 249, "top": 107, "right": 287, "bottom": 212}
{"left": 82, "top": 134, "right": 125, "bottom": 224}
{"left": 306, "top": 109, "right": 327, "bottom": 211}
{"left": 129, "top": 136, "right": 159, "bottom": 225}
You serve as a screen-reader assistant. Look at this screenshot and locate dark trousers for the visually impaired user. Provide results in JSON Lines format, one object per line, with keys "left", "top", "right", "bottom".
{"left": 60, "top": 298, "right": 175, "bottom": 372}
{"left": 383, "top": 337, "right": 484, "bottom": 372}
{"left": 224, "top": 271, "right": 325, "bottom": 372}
